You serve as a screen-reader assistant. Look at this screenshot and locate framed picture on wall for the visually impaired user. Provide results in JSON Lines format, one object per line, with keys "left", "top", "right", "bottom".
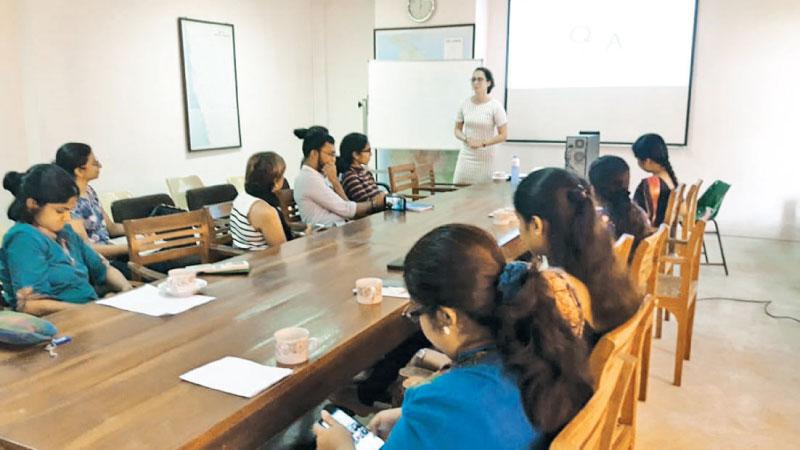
{"left": 178, "top": 18, "right": 242, "bottom": 152}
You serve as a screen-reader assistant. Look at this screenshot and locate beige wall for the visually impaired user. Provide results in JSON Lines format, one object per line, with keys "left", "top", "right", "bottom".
{"left": 1, "top": 0, "right": 316, "bottom": 212}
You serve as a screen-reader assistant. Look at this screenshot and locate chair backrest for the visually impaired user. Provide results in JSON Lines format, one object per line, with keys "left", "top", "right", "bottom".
{"left": 416, "top": 163, "right": 436, "bottom": 187}
{"left": 387, "top": 163, "right": 419, "bottom": 195}
{"left": 550, "top": 353, "right": 637, "bottom": 450}
{"left": 275, "top": 189, "right": 302, "bottom": 224}
{"left": 662, "top": 183, "right": 686, "bottom": 231}
{"left": 588, "top": 295, "right": 655, "bottom": 383}
{"left": 185, "top": 184, "right": 238, "bottom": 211}
{"left": 99, "top": 191, "right": 133, "bottom": 217}
{"left": 630, "top": 224, "right": 669, "bottom": 295}
{"left": 696, "top": 180, "right": 731, "bottom": 220}
{"left": 204, "top": 201, "right": 234, "bottom": 245}
{"left": 123, "top": 209, "right": 211, "bottom": 267}
{"left": 228, "top": 176, "right": 246, "bottom": 194}
{"left": 686, "top": 219, "right": 707, "bottom": 283}
{"left": 612, "top": 234, "right": 635, "bottom": 267}
{"left": 110, "top": 193, "right": 175, "bottom": 223}
{"left": 679, "top": 179, "right": 703, "bottom": 241}
{"left": 166, "top": 175, "right": 204, "bottom": 210}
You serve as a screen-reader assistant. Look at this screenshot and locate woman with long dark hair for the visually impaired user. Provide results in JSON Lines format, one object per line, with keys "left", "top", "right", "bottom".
{"left": 336, "top": 133, "right": 382, "bottom": 203}
{"left": 589, "top": 155, "right": 654, "bottom": 251}
{"left": 55, "top": 142, "right": 128, "bottom": 258}
{"left": 314, "top": 224, "right": 592, "bottom": 449}
{"left": 514, "top": 168, "right": 641, "bottom": 340}
{"left": 0, "top": 164, "right": 131, "bottom": 315}
{"left": 631, "top": 133, "right": 679, "bottom": 225}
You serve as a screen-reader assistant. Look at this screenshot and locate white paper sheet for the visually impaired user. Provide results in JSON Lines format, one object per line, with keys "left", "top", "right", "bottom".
{"left": 180, "top": 356, "right": 293, "bottom": 398}
{"left": 443, "top": 37, "right": 464, "bottom": 60}
{"left": 96, "top": 284, "right": 215, "bottom": 316}
{"left": 383, "top": 287, "right": 410, "bottom": 299}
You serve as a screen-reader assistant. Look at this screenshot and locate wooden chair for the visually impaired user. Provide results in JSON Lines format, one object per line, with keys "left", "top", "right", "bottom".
{"left": 551, "top": 353, "right": 637, "bottom": 450}
{"left": 387, "top": 163, "right": 426, "bottom": 200}
{"left": 275, "top": 189, "right": 306, "bottom": 234}
{"left": 204, "top": 202, "right": 246, "bottom": 257}
{"left": 123, "top": 209, "right": 238, "bottom": 281}
{"left": 414, "top": 163, "right": 463, "bottom": 195}
{"left": 629, "top": 225, "right": 668, "bottom": 402}
{"left": 166, "top": 175, "right": 204, "bottom": 210}
{"left": 586, "top": 295, "right": 656, "bottom": 448}
{"left": 654, "top": 219, "right": 707, "bottom": 386}
{"left": 612, "top": 234, "right": 635, "bottom": 267}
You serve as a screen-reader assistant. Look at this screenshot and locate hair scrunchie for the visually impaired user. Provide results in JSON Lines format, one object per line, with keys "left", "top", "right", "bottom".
{"left": 498, "top": 261, "right": 529, "bottom": 304}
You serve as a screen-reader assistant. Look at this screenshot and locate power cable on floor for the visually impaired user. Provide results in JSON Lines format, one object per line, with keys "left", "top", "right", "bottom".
{"left": 697, "top": 297, "right": 800, "bottom": 324}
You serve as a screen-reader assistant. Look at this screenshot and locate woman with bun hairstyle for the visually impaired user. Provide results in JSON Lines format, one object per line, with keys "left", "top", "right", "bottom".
{"left": 631, "top": 133, "right": 679, "bottom": 226}
{"left": 514, "top": 168, "right": 641, "bottom": 341}
{"left": 314, "top": 224, "right": 592, "bottom": 450}
{"left": 0, "top": 165, "right": 131, "bottom": 316}
{"left": 589, "top": 155, "right": 654, "bottom": 252}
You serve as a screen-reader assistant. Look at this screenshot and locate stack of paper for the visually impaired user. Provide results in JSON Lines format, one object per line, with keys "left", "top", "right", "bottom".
{"left": 180, "top": 356, "right": 293, "bottom": 398}
{"left": 96, "top": 284, "right": 215, "bottom": 316}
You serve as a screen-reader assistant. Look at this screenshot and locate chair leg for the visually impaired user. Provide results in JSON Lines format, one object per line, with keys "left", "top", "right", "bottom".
{"left": 639, "top": 324, "right": 653, "bottom": 402}
{"left": 685, "top": 299, "right": 697, "bottom": 361}
{"left": 655, "top": 307, "right": 663, "bottom": 339}
{"left": 665, "top": 310, "right": 670, "bottom": 321}
{"left": 702, "top": 239, "right": 710, "bottom": 263}
{"left": 713, "top": 219, "right": 729, "bottom": 276}
{"left": 673, "top": 312, "right": 687, "bottom": 386}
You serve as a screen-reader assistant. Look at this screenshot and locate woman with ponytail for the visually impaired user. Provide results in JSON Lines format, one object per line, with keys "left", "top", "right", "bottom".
{"left": 513, "top": 168, "right": 641, "bottom": 341}
{"left": 589, "top": 155, "right": 654, "bottom": 252}
{"left": 631, "top": 133, "right": 679, "bottom": 225}
{"left": 0, "top": 165, "right": 131, "bottom": 316}
{"left": 314, "top": 224, "right": 592, "bottom": 450}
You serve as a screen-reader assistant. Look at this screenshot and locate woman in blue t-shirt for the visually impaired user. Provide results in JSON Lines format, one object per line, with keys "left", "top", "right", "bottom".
{"left": 0, "top": 164, "right": 131, "bottom": 316}
{"left": 314, "top": 224, "right": 593, "bottom": 450}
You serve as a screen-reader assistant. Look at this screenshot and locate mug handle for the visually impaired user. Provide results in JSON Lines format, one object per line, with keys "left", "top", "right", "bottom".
{"left": 308, "top": 337, "right": 320, "bottom": 353}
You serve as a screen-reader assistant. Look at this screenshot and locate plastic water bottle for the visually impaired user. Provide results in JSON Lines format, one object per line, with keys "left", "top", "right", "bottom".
{"left": 511, "top": 155, "right": 521, "bottom": 187}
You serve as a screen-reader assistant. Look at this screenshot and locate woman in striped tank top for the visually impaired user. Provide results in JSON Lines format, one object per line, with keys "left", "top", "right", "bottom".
{"left": 230, "top": 152, "right": 288, "bottom": 251}
{"left": 453, "top": 67, "right": 508, "bottom": 185}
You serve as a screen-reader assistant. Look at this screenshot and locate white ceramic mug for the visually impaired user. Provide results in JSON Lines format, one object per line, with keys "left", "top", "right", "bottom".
{"left": 166, "top": 268, "right": 196, "bottom": 294}
{"left": 274, "top": 327, "right": 319, "bottom": 365}
{"left": 355, "top": 278, "right": 383, "bottom": 305}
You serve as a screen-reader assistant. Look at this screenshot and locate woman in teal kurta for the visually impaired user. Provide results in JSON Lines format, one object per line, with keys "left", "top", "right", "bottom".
{"left": 0, "top": 164, "right": 130, "bottom": 315}
{"left": 314, "top": 225, "right": 594, "bottom": 450}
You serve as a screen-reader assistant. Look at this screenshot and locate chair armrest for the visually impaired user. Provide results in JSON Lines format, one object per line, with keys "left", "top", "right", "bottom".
{"left": 416, "top": 186, "right": 456, "bottom": 193}
{"left": 127, "top": 262, "right": 166, "bottom": 282}
{"left": 210, "top": 244, "right": 246, "bottom": 258}
{"left": 669, "top": 238, "right": 689, "bottom": 245}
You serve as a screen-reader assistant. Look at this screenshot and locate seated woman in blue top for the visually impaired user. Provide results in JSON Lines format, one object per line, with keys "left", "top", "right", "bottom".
{"left": 314, "top": 224, "right": 593, "bottom": 450}
{"left": 0, "top": 164, "right": 131, "bottom": 316}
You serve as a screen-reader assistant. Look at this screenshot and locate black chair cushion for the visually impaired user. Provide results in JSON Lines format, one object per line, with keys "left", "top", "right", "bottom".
{"left": 185, "top": 184, "right": 238, "bottom": 211}
{"left": 111, "top": 194, "right": 175, "bottom": 222}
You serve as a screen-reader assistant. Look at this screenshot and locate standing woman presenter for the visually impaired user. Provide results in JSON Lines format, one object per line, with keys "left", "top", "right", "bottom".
{"left": 453, "top": 67, "right": 508, "bottom": 184}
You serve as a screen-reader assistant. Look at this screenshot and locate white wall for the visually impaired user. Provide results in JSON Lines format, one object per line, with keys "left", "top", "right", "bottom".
{"left": 2, "top": 0, "right": 316, "bottom": 213}
{"left": 374, "top": 0, "right": 476, "bottom": 28}
{"left": 485, "top": 0, "right": 800, "bottom": 241}
{"left": 0, "top": 1, "right": 27, "bottom": 229}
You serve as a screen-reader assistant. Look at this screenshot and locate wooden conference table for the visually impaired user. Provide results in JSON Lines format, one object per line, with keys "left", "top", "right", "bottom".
{"left": 0, "top": 182, "right": 525, "bottom": 450}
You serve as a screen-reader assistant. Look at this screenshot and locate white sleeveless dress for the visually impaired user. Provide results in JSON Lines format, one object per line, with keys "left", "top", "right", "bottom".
{"left": 453, "top": 98, "right": 508, "bottom": 184}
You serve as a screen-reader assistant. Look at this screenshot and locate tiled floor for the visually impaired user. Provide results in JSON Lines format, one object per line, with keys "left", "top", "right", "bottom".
{"left": 265, "top": 236, "right": 800, "bottom": 449}
{"left": 637, "top": 236, "right": 800, "bottom": 449}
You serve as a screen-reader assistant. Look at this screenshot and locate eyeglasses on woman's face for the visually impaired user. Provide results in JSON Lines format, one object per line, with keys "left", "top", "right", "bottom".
{"left": 402, "top": 302, "right": 429, "bottom": 324}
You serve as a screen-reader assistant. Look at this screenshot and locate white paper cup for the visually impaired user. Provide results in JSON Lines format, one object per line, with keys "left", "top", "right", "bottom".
{"left": 355, "top": 278, "right": 383, "bottom": 305}
{"left": 274, "top": 327, "right": 319, "bottom": 365}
